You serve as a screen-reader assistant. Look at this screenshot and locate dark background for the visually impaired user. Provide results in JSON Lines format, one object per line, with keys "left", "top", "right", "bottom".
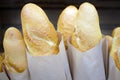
{"left": 0, "top": 0, "right": 120, "bottom": 52}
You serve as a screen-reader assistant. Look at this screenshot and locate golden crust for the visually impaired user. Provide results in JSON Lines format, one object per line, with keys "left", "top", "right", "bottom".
{"left": 0, "top": 54, "right": 4, "bottom": 72}
{"left": 57, "top": 5, "right": 78, "bottom": 49}
{"left": 110, "top": 27, "right": 120, "bottom": 70}
{"left": 71, "top": 2, "right": 102, "bottom": 52}
{"left": 3, "top": 27, "right": 27, "bottom": 72}
{"left": 21, "top": 3, "right": 59, "bottom": 56}
{"left": 112, "top": 27, "right": 120, "bottom": 37}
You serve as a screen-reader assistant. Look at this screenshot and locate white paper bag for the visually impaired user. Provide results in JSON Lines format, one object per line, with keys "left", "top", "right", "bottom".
{"left": 7, "top": 69, "right": 30, "bottom": 80}
{"left": 0, "top": 72, "right": 9, "bottom": 80}
{"left": 27, "top": 34, "right": 72, "bottom": 80}
{"left": 108, "top": 56, "right": 120, "bottom": 80}
{"left": 67, "top": 38, "right": 106, "bottom": 80}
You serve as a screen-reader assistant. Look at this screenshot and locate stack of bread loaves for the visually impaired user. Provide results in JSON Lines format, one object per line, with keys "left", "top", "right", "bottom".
{"left": 0, "top": 1, "right": 120, "bottom": 80}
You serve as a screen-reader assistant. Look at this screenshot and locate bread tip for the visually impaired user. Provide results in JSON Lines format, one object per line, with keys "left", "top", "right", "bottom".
{"left": 80, "top": 2, "right": 94, "bottom": 8}
{"left": 112, "top": 27, "right": 120, "bottom": 37}
{"left": 79, "top": 2, "right": 97, "bottom": 14}
{"left": 66, "top": 5, "right": 77, "bottom": 9}
{"left": 4, "top": 27, "right": 22, "bottom": 40}
{"left": 64, "top": 5, "right": 78, "bottom": 14}
{"left": 22, "top": 3, "right": 36, "bottom": 10}
{"left": 21, "top": 3, "right": 39, "bottom": 17}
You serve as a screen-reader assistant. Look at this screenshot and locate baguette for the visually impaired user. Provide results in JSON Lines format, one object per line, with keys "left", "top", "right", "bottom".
{"left": 57, "top": 5, "right": 78, "bottom": 48}
{"left": 110, "top": 27, "right": 120, "bottom": 70}
{"left": 3, "top": 27, "right": 27, "bottom": 72}
{"left": 21, "top": 3, "right": 59, "bottom": 56}
{"left": 71, "top": 2, "right": 102, "bottom": 52}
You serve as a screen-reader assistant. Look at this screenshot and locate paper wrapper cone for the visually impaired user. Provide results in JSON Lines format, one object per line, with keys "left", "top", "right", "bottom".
{"left": 0, "top": 72, "right": 9, "bottom": 80}
{"left": 67, "top": 38, "right": 106, "bottom": 80}
{"left": 108, "top": 56, "right": 120, "bottom": 80}
{"left": 7, "top": 69, "right": 30, "bottom": 80}
{"left": 27, "top": 33, "right": 72, "bottom": 80}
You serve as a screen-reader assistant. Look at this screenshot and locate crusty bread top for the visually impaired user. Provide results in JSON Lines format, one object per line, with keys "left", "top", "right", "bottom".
{"left": 71, "top": 2, "right": 102, "bottom": 52}
{"left": 112, "top": 27, "right": 120, "bottom": 37}
{"left": 110, "top": 27, "right": 120, "bottom": 70}
{"left": 3, "top": 27, "right": 27, "bottom": 72}
{"left": 57, "top": 5, "right": 78, "bottom": 48}
{"left": 21, "top": 3, "right": 59, "bottom": 56}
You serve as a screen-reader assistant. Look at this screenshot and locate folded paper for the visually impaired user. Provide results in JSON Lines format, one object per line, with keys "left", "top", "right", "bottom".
{"left": 67, "top": 38, "right": 106, "bottom": 80}
{"left": 27, "top": 33, "right": 72, "bottom": 80}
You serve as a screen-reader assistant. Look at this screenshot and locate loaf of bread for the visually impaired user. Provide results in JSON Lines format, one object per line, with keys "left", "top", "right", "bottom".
{"left": 3, "top": 27, "right": 27, "bottom": 72}
{"left": 57, "top": 5, "right": 78, "bottom": 48}
{"left": 110, "top": 27, "right": 120, "bottom": 70}
{"left": 21, "top": 3, "right": 59, "bottom": 56}
{"left": 71, "top": 2, "right": 102, "bottom": 52}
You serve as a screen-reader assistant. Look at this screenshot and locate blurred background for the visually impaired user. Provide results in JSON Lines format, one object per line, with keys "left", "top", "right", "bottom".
{"left": 0, "top": 0, "right": 120, "bottom": 52}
